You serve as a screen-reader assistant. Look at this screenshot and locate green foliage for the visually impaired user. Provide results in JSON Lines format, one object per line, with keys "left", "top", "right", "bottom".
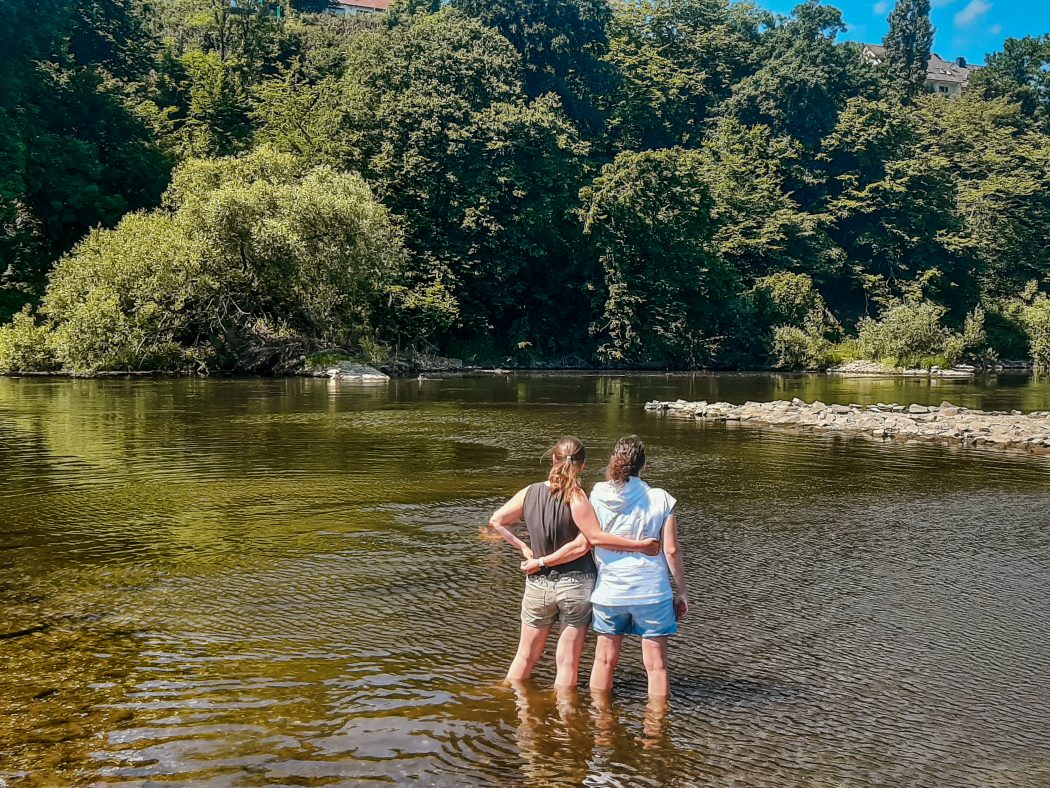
{"left": 603, "top": 0, "right": 758, "bottom": 150}
{"left": 699, "top": 121, "right": 841, "bottom": 280}
{"left": 0, "top": 308, "right": 58, "bottom": 373}
{"left": 882, "top": 0, "right": 933, "bottom": 99}
{"left": 1020, "top": 298, "right": 1050, "bottom": 370}
{"left": 754, "top": 273, "right": 840, "bottom": 369}
{"left": 918, "top": 94, "right": 1050, "bottom": 298}
{"left": 36, "top": 148, "right": 428, "bottom": 373}
{"left": 5, "top": 0, "right": 1050, "bottom": 373}
{"left": 0, "top": 0, "right": 171, "bottom": 321}
{"left": 970, "top": 34, "right": 1050, "bottom": 135}
{"left": 855, "top": 299, "right": 985, "bottom": 368}
{"left": 305, "top": 351, "right": 353, "bottom": 368}
{"left": 358, "top": 336, "right": 395, "bottom": 366}
{"left": 582, "top": 148, "right": 734, "bottom": 366}
{"left": 724, "top": 2, "right": 876, "bottom": 152}
{"left": 772, "top": 324, "right": 833, "bottom": 370}
{"left": 999, "top": 283, "right": 1050, "bottom": 369}
{"left": 450, "top": 0, "right": 612, "bottom": 128}
{"left": 323, "top": 10, "right": 590, "bottom": 348}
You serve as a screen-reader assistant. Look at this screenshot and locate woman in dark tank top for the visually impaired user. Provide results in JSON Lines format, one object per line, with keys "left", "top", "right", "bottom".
{"left": 489, "top": 436, "right": 661, "bottom": 689}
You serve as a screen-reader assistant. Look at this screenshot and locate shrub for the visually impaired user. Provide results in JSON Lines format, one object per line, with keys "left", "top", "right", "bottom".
{"left": 855, "top": 300, "right": 985, "bottom": 367}
{"left": 755, "top": 273, "right": 840, "bottom": 369}
{"left": 25, "top": 147, "right": 448, "bottom": 374}
{"left": 0, "top": 308, "right": 58, "bottom": 373}
{"left": 1020, "top": 297, "right": 1050, "bottom": 370}
{"left": 358, "top": 336, "right": 393, "bottom": 366}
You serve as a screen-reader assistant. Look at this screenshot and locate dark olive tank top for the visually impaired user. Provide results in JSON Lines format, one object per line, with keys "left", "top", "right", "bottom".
{"left": 523, "top": 482, "right": 596, "bottom": 577}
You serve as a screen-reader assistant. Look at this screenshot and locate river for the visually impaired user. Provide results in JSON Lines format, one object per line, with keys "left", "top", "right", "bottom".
{"left": 1, "top": 373, "right": 1048, "bottom": 786}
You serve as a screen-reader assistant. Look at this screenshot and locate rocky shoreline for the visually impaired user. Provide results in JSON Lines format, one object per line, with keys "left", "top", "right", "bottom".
{"left": 645, "top": 398, "right": 1050, "bottom": 456}
{"left": 827, "top": 360, "right": 1033, "bottom": 378}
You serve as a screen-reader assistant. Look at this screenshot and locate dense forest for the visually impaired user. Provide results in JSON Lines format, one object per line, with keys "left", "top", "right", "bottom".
{"left": 1, "top": 0, "right": 1049, "bottom": 373}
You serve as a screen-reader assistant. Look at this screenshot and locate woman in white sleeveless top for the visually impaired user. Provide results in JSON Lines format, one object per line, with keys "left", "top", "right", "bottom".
{"left": 588, "top": 435, "right": 689, "bottom": 701}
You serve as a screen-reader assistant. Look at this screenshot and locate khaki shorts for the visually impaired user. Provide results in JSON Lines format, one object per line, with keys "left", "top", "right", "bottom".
{"left": 521, "top": 571, "right": 596, "bottom": 629}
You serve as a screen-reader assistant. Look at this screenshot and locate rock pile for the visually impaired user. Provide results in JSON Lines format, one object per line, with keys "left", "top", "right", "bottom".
{"left": 644, "top": 398, "right": 1050, "bottom": 455}
{"left": 301, "top": 360, "right": 389, "bottom": 381}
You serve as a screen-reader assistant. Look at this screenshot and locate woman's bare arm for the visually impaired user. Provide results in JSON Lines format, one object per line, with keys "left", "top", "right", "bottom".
{"left": 571, "top": 493, "right": 661, "bottom": 555}
{"left": 487, "top": 487, "right": 532, "bottom": 558}
{"left": 520, "top": 531, "right": 589, "bottom": 575}
{"left": 662, "top": 513, "right": 688, "bottom": 619}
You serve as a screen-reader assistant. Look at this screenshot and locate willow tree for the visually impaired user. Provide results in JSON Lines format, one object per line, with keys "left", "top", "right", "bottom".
{"left": 8, "top": 148, "right": 423, "bottom": 374}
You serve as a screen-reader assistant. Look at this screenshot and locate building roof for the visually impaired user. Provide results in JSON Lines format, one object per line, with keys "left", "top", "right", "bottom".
{"left": 330, "top": 0, "right": 390, "bottom": 10}
{"left": 861, "top": 44, "right": 981, "bottom": 85}
{"left": 926, "top": 54, "right": 975, "bottom": 84}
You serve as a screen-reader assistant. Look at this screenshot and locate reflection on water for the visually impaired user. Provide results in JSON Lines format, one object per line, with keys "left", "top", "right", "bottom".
{"left": 1, "top": 373, "right": 1049, "bottom": 786}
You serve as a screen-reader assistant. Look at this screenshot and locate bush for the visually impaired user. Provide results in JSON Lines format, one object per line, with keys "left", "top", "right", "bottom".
{"left": 855, "top": 300, "right": 985, "bottom": 368}
{"left": 24, "top": 147, "right": 449, "bottom": 374}
{"left": 1020, "top": 297, "right": 1050, "bottom": 370}
{"left": 755, "top": 273, "right": 840, "bottom": 369}
{"left": 0, "top": 308, "right": 58, "bottom": 373}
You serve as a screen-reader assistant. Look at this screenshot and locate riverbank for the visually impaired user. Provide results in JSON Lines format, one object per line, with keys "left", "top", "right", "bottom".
{"left": 827, "top": 360, "right": 1033, "bottom": 378}
{"left": 645, "top": 398, "right": 1050, "bottom": 455}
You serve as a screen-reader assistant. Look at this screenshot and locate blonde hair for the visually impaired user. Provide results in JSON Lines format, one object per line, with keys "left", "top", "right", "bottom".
{"left": 546, "top": 436, "right": 585, "bottom": 501}
{"left": 606, "top": 435, "right": 645, "bottom": 484}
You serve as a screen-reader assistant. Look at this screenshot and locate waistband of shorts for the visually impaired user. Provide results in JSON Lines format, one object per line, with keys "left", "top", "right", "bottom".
{"left": 527, "top": 569, "right": 596, "bottom": 584}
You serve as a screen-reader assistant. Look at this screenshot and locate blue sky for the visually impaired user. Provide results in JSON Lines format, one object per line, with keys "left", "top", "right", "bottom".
{"left": 754, "top": 0, "right": 1050, "bottom": 65}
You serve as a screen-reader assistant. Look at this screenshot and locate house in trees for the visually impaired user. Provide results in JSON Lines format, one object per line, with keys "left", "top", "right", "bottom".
{"left": 862, "top": 44, "right": 981, "bottom": 96}
{"left": 329, "top": 0, "right": 390, "bottom": 14}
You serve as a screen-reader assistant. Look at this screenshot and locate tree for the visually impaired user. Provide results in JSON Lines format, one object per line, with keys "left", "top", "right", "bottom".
{"left": 918, "top": 94, "right": 1050, "bottom": 299}
{"left": 697, "top": 119, "right": 841, "bottom": 282}
{"left": 970, "top": 35, "right": 1050, "bottom": 135}
{"left": 603, "top": 0, "right": 759, "bottom": 150}
{"left": 581, "top": 148, "right": 737, "bottom": 366}
{"left": 22, "top": 148, "right": 427, "bottom": 373}
{"left": 449, "top": 0, "right": 612, "bottom": 131}
{"left": 882, "top": 0, "right": 934, "bottom": 99}
{"left": 723, "top": 2, "right": 877, "bottom": 156}
{"left": 0, "top": 0, "right": 171, "bottom": 323}
{"left": 268, "top": 9, "right": 593, "bottom": 355}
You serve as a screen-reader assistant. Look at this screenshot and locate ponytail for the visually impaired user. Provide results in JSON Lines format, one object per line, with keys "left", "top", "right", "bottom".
{"left": 547, "top": 436, "right": 585, "bottom": 501}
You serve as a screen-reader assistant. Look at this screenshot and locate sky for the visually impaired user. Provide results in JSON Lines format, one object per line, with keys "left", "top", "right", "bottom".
{"left": 754, "top": 0, "right": 1050, "bottom": 66}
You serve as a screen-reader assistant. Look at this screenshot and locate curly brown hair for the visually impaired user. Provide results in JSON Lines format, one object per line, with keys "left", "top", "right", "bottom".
{"left": 606, "top": 435, "right": 646, "bottom": 484}
{"left": 546, "top": 436, "right": 586, "bottom": 501}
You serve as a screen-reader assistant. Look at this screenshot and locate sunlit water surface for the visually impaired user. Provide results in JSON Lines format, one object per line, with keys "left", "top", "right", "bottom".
{"left": 1, "top": 373, "right": 1049, "bottom": 786}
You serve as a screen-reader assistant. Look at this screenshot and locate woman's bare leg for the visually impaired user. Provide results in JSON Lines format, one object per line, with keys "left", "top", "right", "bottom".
{"left": 554, "top": 625, "right": 588, "bottom": 689}
{"left": 589, "top": 634, "right": 623, "bottom": 692}
{"left": 506, "top": 624, "right": 551, "bottom": 681}
{"left": 641, "top": 636, "right": 670, "bottom": 699}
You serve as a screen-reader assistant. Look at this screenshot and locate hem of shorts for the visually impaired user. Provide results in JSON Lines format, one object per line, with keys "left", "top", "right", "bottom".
{"left": 639, "top": 629, "right": 677, "bottom": 639}
{"left": 522, "top": 619, "right": 557, "bottom": 630}
{"left": 592, "top": 626, "right": 677, "bottom": 638}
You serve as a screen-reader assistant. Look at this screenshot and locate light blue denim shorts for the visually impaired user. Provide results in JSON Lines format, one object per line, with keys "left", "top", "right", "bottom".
{"left": 592, "top": 597, "right": 678, "bottom": 638}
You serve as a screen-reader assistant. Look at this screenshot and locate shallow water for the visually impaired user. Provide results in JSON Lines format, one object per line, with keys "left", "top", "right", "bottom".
{"left": 1, "top": 373, "right": 1049, "bottom": 786}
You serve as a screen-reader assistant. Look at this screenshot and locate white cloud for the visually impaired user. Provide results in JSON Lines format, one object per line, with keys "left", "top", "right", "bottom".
{"left": 873, "top": 0, "right": 889, "bottom": 14}
{"left": 955, "top": 0, "right": 991, "bottom": 27}
{"left": 990, "top": 23, "right": 1003, "bottom": 35}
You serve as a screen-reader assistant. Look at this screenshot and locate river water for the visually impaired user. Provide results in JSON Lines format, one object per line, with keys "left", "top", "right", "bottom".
{"left": 1, "top": 373, "right": 1049, "bottom": 786}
